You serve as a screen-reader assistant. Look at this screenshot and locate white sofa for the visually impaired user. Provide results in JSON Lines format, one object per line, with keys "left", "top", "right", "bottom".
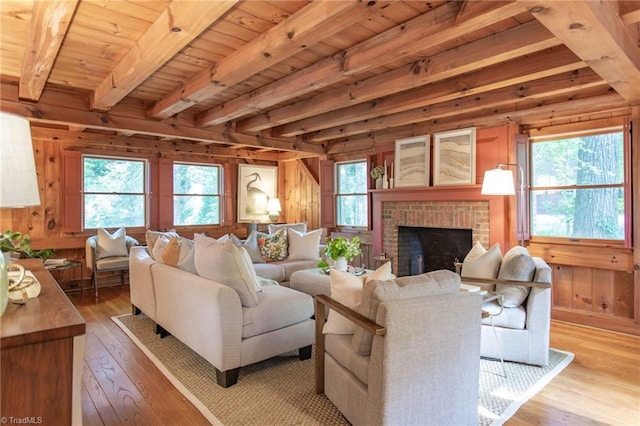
{"left": 129, "top": 245, "right": 315, "bottom": 387}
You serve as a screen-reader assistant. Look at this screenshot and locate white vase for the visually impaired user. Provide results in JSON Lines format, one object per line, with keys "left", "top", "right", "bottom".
{"left": 375, "top": 177, "right": 383, "bottom": 189}
{"left": 1, "top": 252, "right": 9, "bottom": 316}
{"left": 334, "top": 256, "right": 348, "bottom": 272}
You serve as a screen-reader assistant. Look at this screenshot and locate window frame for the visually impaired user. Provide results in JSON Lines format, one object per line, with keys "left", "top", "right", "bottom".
{"left": 335, "top": 159, "right": 369, "bottom": 228}
{"left": 172, "top": 161, "right": 223, "bottom": 227}
{"left": 82, "top": 154, "right": 149, "bottom": 231}
{"left": 528, "top": 124, "right": 630, "bottom": 246}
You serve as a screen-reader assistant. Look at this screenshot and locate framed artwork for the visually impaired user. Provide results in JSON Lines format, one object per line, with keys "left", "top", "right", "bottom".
{"left": 237, "top": 164, "right": 278, "bottom": 223}
{"left": 433, "top": 127, "right": 476, "bottom": 186}
{"left": 394, "top": 135, "right": 430, "bottom": 187}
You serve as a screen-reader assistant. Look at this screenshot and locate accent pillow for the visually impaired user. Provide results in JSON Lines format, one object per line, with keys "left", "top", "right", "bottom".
{"left": 96, "top": 227, "right": 128, "bottom": 259}
{"left": 176, "top": 238, "right": 197, "bottom": 274}
{"left": 323, "top": 262, "right": 395, "bottom": 335}
{"left": 256, "top": 228, "right": 288, "bottom": 262}
{"left": 145, "top": 229, "right": 177, "bottom": 255}
{"left": 268, "top": 222, "right": 307, "bottom": 235}
{"left": 496, "top": 246, "right": 535, "bottom": 307}
{"left": 194, "top": 238, "right": 260, "bottom": 307}
{"left": 287, "top": 229, "right": 322, "bottom": 261}
{"left": 230, "top": 232, "right": 264, "bottom": 263}
{"left": 352, "top": 269, "right": 460, "bottom": 356}
{"left": 461, "top": 242, "right": 503, "bottom": 280}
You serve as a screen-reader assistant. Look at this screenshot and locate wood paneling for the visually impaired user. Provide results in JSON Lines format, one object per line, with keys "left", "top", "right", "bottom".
{"left": 279, "top": 159, "right": 320, "bottom": 231}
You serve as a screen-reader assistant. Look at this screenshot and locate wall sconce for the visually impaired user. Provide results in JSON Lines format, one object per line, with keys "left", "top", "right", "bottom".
{"left": 481, "top": 163, "right": 525, "bottom": 247}
{"left": 267, "top": 198, "right": 282, "bottom": 222}
{"left": 0, "top": 112, "right": 41, "bottom": 316}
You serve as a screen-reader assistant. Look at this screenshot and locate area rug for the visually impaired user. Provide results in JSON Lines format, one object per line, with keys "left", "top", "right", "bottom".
{"left": 113, "top": 314, "right": 573, "bottom": 426}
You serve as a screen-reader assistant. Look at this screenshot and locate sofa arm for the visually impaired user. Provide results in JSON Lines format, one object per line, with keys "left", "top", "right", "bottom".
{"left": 314, "top": 294, "right": 385, "bottom": 394}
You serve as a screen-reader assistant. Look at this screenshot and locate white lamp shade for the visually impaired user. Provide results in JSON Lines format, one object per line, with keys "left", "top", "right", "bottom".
{"left": 267, "top": 198, "right": 281, "bottom": 213}
{"left": 481, "top": 168, "right": 515, "bottom": 195}
{"left": 0, "top": 112, "right": 41, "bottom": 207}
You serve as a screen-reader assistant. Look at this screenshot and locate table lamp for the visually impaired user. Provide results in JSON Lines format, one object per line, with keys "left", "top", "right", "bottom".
{"left": 0, "top": 112, "right": 41, "bottom": 315}
{"left": 267, "top": 198, "right": 282, "bottom": 222}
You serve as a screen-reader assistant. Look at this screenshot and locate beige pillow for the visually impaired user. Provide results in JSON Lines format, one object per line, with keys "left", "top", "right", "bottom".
{"left": 496, "top": 246, "right": 535, "bottom": 307}
{"left": 152, "top": 234, "right": 181, "bottom": 266}
{"left": 287, "top": 228, "right": 322, "bottom": 261}
{"left": 230, "top": 232, "right": 264, "bottom": 263}
{"left": 323, "top": 262, "right": 395, "bottom": 335}
{"left": 194, "top": 237, "right": 260, "bottom": 307}
{"left": 176, "top": 238, "right": 197, "bottom": 274}
{"left": 461, "top": 242, "right": 502, "bottom": 280}
{"left": 96, "top": 227, "right": 128, "bottom": 259}
{"left": 145, "top": 229, "right": 177, "bottom": 255}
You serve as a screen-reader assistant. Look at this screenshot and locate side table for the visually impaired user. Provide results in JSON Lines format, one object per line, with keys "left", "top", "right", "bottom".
{"left": 482, "top": 292, "right": 506, "bottom": 377}
{"left": 45, "top": 259, "right": 84, "bottom": 293}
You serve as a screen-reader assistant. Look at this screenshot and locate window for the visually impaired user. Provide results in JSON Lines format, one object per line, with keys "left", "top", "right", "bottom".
{"left": 173, "top": 162, "right": 221, "bottom": 226}
{"left": 530, "top": 128, "right": 626, "bottom": 241}
{"left": 336, "top": 160, "right": 368, "bottom": 227}
{"left": 83, "top": 156, "right": 147, "bottom": 229}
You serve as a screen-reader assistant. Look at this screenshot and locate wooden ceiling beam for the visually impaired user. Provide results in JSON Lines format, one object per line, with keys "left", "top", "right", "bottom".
{"left": 0, "top": 83, "right": 324, "bottom": 154}
{"left": 19, "top": 0, "right": 78, "bottom": 101}
{"left": 29, "top": 127, "right": 283, "bottom": 161}
{"left": 90, "top": 0, "right": 239, "bottom": 111}
{"left": 294, "top": 46, "right": 584, "bottom": 141}
{"left": 523, "top": 0, "right": 640, "bottom": 104}
{"left": 268, "top": 20, "right": 559, "bottom": 137}
{"left": 312, "top": 68, "right": 606, "bottom": 141}
{"left": 147, "top": 0, "right": 369, "bottom": 119}
{"left": 196, "top": 1, "right": 525, "bottom": 127}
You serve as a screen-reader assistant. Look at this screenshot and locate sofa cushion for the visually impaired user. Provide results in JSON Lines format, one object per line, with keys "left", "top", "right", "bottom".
{"left": 97, "top": 227, "right": 128, "bottom": 259}
{"left": 353, "top": 269, "right": 460, "bottom": 356}
{"left": 257, "top": 228, "right": 288, "bottom": 262}
{"left": 461, "top": 242, "right": 502, "bottom": 280}
{"left": 268, "top": 222, "right": 307, "bottom": 235}
{"left": 252, "top": 263, "right": 286, "bottom": 282}
{"left": 481, "top": 301, "right": 526, "bottom": 329}
{"left": 277, "top": 260, "right": 321, "bottom": 282}
{"left": 231, "top": 232, "right": 264, "bottom": 264}
{"left": 287, "top": 228, "right": 322, "bottom": 261}
{"left": 324, "top": 262, "right": 395, "bottom": 335}
{"left": 496, "top": 246, "right": 536, "bottom": 307}
{"left": 241, "top": 285, "right": 313, "bottom": 338}
{"left": 194, "top": 236, "right": 260, "bottom": 308}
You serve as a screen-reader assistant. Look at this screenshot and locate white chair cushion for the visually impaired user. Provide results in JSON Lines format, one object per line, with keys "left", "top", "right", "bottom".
{"left": 95, "top": 256, "right": 129, "bottom": 271}
{"left": 96, "top": 227, "right": 128, "bottom": 259}
{"left": 481, "top": 301, "right": 526, "bottom": 329}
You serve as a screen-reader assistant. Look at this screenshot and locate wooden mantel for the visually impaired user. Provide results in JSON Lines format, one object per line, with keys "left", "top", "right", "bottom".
{"left": 371, "top": 185, "right": 510, "bottom": 256}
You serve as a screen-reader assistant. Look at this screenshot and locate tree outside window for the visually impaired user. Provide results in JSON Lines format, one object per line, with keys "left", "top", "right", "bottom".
{"left": 336, "top": 161, "right": 367, "bottom": 227}
{"left": 83, "top": 156, "right": 146, "bottom": 229}
{"left": 174, "top": 163, "right": 221, "bottom": 226}
{"left": 530, "top": 129, "right": 625, "bottom": 241}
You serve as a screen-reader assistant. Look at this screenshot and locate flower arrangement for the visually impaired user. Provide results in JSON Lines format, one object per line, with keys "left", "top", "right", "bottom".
{"left": 323, "top": 236, "right": 362, "bottom": 261}
{"left": 370, "top": 165, "right": 385, "bottom": 179}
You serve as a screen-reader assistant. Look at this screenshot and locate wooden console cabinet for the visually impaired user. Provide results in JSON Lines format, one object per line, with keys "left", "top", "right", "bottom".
{"left": 1, "top": 259, "right": 86, "bottom": 424}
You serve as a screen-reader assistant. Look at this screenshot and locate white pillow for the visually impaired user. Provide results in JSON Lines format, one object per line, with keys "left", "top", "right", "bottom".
{"left": 231, "top": 232, "right": 264, "bottom": 263}
{"left": 323, "top": 262, "right": 395, "bottom": 335}
{"left": 268, "top": 222, "right": 307, "bottom": 235}
{"left": 194, "top": 238, "right": 260, "bottom": 307}
{"left": 461, "top": 242, "right": 502, "bottom": 279}
{"left": 177, "top": 238, "right": 197, "bottom": 274}
{"left": 287, "top": 229, "right": 322, "bottom": 261}
{"left": 96, "top": 227, "right": 128, "bottom": 259}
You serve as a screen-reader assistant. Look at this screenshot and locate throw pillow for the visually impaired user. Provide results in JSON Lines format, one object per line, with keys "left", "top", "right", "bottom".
{"left": 287, "top": 228, "right": 322, "bottom": 261}
{"left": 230, "top": 232, "right": 264, "bottom": 263}
{"left": 96, "top": 227, "right": 128, "bottom": 259}
{"left": 496, "top": 246, "right": 535, "bottom": 307}
{"left": 194, "top": 238, "right": 260, "bottom": 308}
{"left": 268, "top": 222, "right": 307, "bottom": 235}
{"left": 256, "top": 228, "right": 288, "bottom": 262}
{"left": 323, "top": 261, "right": 395, "bottom": 335}
{"left": 177, "top": 238, "right": 197, "bottom": 274}
{"left": 461, "top": 242, "right": 503, "bottom": 280}
{"left": 352, "top": 269, "right": 460, "bottom": 356}
{"left": 145, "top": 229, "right": 177, "bottom": 256}
{"left": 151, "top": 235, "right": 181, "bottom": 266}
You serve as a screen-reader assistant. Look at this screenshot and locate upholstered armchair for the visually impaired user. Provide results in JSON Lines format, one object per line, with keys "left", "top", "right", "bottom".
{"left": 86, "top": 229, "right": 138, "bottom": 298}
{"left": 315, "top": 270, "right": 482, "bottom": 426}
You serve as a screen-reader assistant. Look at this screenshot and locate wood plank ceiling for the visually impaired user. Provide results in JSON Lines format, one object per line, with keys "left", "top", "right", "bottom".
{"left": 1, "top": 0, "right": 639, "bottom": 161}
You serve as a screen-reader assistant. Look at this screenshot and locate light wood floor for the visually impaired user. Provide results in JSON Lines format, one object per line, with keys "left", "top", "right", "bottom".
{"left": 71, "top": 285, "right": 640, "bottom": 425}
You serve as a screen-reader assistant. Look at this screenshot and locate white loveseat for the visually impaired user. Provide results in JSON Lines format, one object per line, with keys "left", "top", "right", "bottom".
{"left": 129, "top": 233, "right": 316, "bottom": 387}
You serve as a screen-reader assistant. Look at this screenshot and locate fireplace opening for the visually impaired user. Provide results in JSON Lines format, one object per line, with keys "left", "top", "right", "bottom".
{"left": 396, "top": 226, "right": 472, "bottom": 277}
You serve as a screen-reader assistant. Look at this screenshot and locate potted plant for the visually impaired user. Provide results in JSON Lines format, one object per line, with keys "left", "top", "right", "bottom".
{"left": 0, "top": 230, "right": 31, "bottom": 262}
{"left": 370, "top": 165, "right": 385, "bottom": 189}
{"left": 322, "top": 236, "right": 362, "bottom": 272}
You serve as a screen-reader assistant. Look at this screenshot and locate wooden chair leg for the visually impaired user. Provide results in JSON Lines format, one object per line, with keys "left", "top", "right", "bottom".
{"left": 315, "top": 298, "right": 326, "bottom": 394}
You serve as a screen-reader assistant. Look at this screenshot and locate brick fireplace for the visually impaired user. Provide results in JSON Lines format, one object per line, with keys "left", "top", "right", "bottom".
{"left": 371, "top": 186, "right": 510, "bottom": 274}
